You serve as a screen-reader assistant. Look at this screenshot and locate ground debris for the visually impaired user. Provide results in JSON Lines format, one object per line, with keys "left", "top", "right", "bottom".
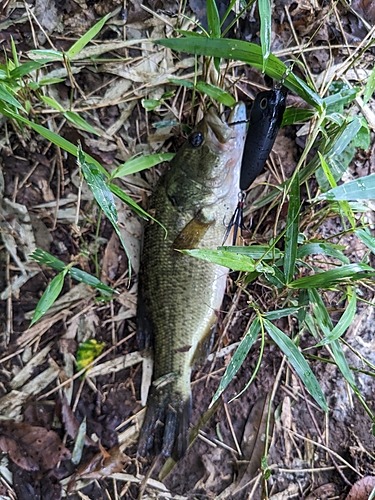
{"left": 0, "top": 420, "right": 71, "bottom": 471}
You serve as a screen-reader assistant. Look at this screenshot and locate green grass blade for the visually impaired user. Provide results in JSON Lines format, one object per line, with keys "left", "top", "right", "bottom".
{"left": 211, "top": 318, "right": 261, "bottom": 406}
{"left": 181, "top": 248, "right": 273, "bottom": 273}
{"left": 30, "top": 270, "right": 67, "bottom": 326}
{"left": 68, "top": 267, "right": 116, "bottom": 295}
{"left": 363, "top": 65, "right": 375, "bottom": 105}
{"left": 0, "top": 105, "right": 108, "bottom": 176}
{"left": 284, "top": 173, "right": 300, "bottom": 283}
{"left": 330, "top": 339, "right": 356, "bottom": 387}
{"left": 296, "top": 242, "right": 349, "bottom": 264}
{"left": 77, "top": 144, "right": 132, "bottom": 275}
{"left": 196, "top": 81, "right": 236, "bottom": 106}
{"left": 265, "top": 307, "right": 301, "bottom": 320}
{"left": 111, "top": 153, "right": 174, "bottom": 179}
{"left": 264, "top": 318, "right": 328, "bottom": 412}
{"left": 0, "top": 83, "right": 23, "bottom": 109}
{"left": 207, "top": 0, "right": 221, "bottom": 38}
{"left": 319, "top": 173, "right": 375, "bottom": 201}
{"left": 316, "top": 290, "right": 356, "bottom": 346}
{"left": 356, "top": 227, "right": 375, "bottom": 254}
{"left": 28, "top": 49, "right": 64, "bottom": 61}
{"left": 67, "top": 13, "right": 110, "bottom": 59}
{"left": 308, "top": 288, "right": 332, "bottom": 336}
{"left": 40, "top": 95, "right": 65, "bottom": 112}
{"left": 10, "top": 61, "right": 43, "bottom": 79}
{"left": 30, "top": 248, "right": 66, "bottom": 271}
{"left": 281, "top": 107, "right": 316, "bottom": 126}
{"left": 156, "top": 37, "right": 322, "bottom": 108}
{"left": 258, "top": 0, "right": 271, "bottom": 71}
{"left": 220, "top": 245, "right": 283, "bottom": 260}
{"left": 289, "top": 263, "right": 375, "bottom": 289}
{"left": 30, "top": 248, "right": 116, "bottom": 295}
{"left": 63, "top": 111, "right": 99, "bottom": 135}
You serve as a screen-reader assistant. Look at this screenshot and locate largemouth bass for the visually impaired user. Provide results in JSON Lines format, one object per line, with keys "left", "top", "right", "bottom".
{"left": 137, "top": 103, "right": 246, "bottom": 460}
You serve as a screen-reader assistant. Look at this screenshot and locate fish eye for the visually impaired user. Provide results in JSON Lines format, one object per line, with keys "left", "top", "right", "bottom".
{"left": 189, "top": 131, "right": 204, "bottom": 147}
{"left": 260, "top": 97, "right": 268, "bottom": 110}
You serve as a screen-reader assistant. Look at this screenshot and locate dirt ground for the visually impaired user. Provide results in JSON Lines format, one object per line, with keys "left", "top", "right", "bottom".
{"left": 1, "top": 0, "right": 375, "bottom": 499}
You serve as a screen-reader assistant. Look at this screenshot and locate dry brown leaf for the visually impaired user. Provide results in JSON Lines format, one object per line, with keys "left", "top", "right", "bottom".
{"left": 0, "top": 421, "right": 71, "bottom": 471}
{"left": 346, "top": 476, "right": 375, "bottom": 500}
{"left": 60, "top": 395, "right": 97, "bottom": 447}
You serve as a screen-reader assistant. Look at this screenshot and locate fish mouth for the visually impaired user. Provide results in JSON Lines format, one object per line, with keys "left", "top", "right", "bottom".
{"left": 205, "top": 103, "right": 247, "bottom": 144}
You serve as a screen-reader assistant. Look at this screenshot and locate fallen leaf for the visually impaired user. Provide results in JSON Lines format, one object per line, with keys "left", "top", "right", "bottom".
{"left": 346, "top": 476, "right": 375, "bottom": 500}
{"left": 0, "top": 421, "right": 71, "bottom": 471}
{"left": 60, "top": 395, "right": 96, "bottom": 447}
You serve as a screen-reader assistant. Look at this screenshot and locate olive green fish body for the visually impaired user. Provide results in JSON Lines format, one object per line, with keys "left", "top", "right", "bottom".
{"left": 137, "top": 104, "right": 246, "bottom": 459}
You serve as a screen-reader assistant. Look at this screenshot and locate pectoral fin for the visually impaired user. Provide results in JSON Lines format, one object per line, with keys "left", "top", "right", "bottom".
{"left": 173, "top": 211, "right": 214, "bottom": 250}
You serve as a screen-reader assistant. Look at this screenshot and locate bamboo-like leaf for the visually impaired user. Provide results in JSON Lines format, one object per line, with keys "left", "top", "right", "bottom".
{"left": 40, "top": 95, "right": 65, "bottom": 112}
{"left": 207, "top": 0, "right": 221, "bottom": 38}
{"left": 67, "top": 13, "right": 111, "bottom": 59}
{"left": 284, "top": 173, "right": 300, "bottom": 283}
{"left": 296, "top": 242, "right": 349, "bottom": 264}
{"left": 64, "top": 111, "right": 99, "bottom": 135}
{"left": 0, "top": 83, "right": 23, "bottom": 109}
{"left": 30, "top": 248, "right": 116, "bottom": 294}
{"left": 363, "top": 65, "right": 375, "bottom": 105}
{"left": 77, "top": 144, "right": 132, "bottom": 274}
{"left": 211, "top": 318, "right": 260, "bottom": 406}
{"left": 264, "top": 319, "right": 328, "bottom": 412}
{"left": 181, "top": 248, "right": 273, "bottom": 273}
{"left": 289, "top": 263, "right": 375, "bottom": 289}
{"left": 265, "top": 307, "right": 301, "bottom": 320}
{"left": 258, "top": 0, "right": 271, "bottom": 71}
{"left": 319, "top": 173, "right": 375, "bottom": 201}
{"left": 30, "top": 270, "right": 67, "bottom": 326}
{"left": 196, "top": 81, "right": 236, "bottom": 106}
{"left": 281, "top": 107, "right": 316, "bottom": 126}
{"left": 0, "top": 105, "right": 108, "bottom": 176}
{"left": 157, "top": 37, "right": 322, "bottom": 108}
{"left": 356, "top": 228, "right": 375, "bottom": 254}
{"left": 221, "top": 245, "right": 283, "bottom": 260}
{"left": 316, "top": 290, "right": 357, "bottom": 346}
{"left": 111, "top": 153, "right": 174, "bottom": 179}
{"left": 10, "top": 61, "right": 42, "bottom": 78}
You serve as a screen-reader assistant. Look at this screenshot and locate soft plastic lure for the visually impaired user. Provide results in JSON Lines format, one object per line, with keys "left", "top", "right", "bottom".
{"left": 225, "top": 86, "right": 287, "bottom": 244}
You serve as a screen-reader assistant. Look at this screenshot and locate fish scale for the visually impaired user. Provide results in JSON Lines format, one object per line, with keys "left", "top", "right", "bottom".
{"left": 137, "top": 103, "right": 246, "bottom": 460}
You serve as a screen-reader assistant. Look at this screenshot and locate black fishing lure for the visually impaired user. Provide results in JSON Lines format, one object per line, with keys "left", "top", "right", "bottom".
{"left": 225, "top": 86, "right": 288, "bottom": 244}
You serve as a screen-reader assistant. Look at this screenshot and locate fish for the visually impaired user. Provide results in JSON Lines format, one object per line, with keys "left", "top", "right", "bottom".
{"left": 225, "top": 86, "right": 287, "bottom": 244}
{"left": 136, "top": 103, "right": 247, "bottom": 460}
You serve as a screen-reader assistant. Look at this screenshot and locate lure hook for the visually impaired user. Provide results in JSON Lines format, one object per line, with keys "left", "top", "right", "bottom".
{"left": 223, "top": 191, "right": 248, "bottom": 246}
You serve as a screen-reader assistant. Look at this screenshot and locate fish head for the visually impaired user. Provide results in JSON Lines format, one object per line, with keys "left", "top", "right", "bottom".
{"left": 166, "top": 103, "right": 247, "bottom": 212}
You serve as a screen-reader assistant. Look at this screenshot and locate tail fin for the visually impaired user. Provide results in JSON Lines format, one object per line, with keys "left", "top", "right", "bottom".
{"left": 137, "top": 384, "right": 191, "bottom": 460}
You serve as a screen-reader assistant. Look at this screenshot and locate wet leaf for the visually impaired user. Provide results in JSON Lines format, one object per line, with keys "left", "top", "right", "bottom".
{"left": 264, "top": 319, "right": 328, "bottom": 412}
{"left": 77, "top": 444, "right": 129, "bottom": 479}
{"left": 76, "top": 339, "right": 105, "bottom": 372}
{"left": 0, "top": 421, "right": 71, "bottom": 471}
{"left": 319, "top": 173, "right": 375, "bottom": 201}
